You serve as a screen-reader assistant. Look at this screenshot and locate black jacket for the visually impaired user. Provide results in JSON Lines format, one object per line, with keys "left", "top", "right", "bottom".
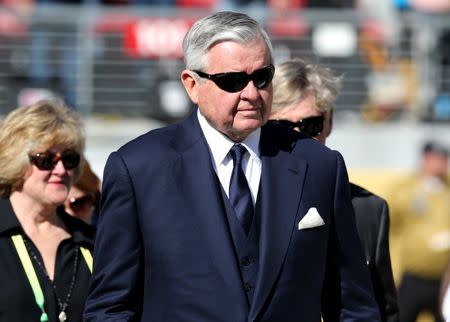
{"left": 351, "top": 183, "right": 399, "bottom": 322}
{"left": 322, "top": 183, "right": 399, "bottom": 322}
{"left": 0, "top": 198, "right": 94, "bottom": 322}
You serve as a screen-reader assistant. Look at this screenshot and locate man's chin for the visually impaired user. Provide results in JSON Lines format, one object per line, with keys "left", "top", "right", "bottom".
{"left": 225, "top": 123, "right": 261, "bottom": 141}
{"left": 239, "top": 117, "right": 264, "bottom": 130}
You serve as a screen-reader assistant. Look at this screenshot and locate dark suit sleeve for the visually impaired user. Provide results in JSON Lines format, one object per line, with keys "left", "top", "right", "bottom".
{"left": 324, "top": 152, "right": 381, "bottom": 321}
{"left": 375, "top": 200, "right": 400, "bottom": 322}
{"left": 84, "top": 152, "right": 144, "bottom": 321}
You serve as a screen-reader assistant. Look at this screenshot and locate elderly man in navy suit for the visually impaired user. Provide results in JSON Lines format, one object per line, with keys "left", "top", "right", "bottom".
{"left": 84, "top": 11, "right": 380, "bottom": 322}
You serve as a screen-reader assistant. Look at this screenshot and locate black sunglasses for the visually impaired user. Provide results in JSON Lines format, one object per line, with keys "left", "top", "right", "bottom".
{"left": 69, "top": 195, "right": 95, "bottom": 213}
{"left": 29, "top": 150, "right": 81, "bottom": 171}
{"left": 271, "top": 115, "right": 324, "bottom": 137}
{"left": 193, "top": 64, "right": 275, "bottom": 93}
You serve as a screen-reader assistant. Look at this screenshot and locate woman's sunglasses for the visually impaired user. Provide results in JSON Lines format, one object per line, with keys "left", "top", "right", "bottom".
{"left": 29, "top": 150, "right": 81, "bottom": 171}
{"left": 193, "top": 64, "right": 275, "bottom": 93}
{"left": 68, "top": 195, "right": 95, "bottom": 214}
{"left": 271, "top": 115, "right": 324, "bottom": 137}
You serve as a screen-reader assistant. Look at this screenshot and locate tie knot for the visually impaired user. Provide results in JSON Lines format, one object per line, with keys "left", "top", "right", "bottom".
{"left": 230, "top": 144, "right": 247, "bottom": 166}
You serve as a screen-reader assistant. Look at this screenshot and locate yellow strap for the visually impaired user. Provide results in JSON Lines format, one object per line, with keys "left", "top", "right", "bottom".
{"left": 11, "top": 235, "right": 92, "bottom": 321}
{"left": 11, "top": 234, "right": 49, "bottom": 322}
{"left": 80, "top": 246, "right": 93, "bottom": 273}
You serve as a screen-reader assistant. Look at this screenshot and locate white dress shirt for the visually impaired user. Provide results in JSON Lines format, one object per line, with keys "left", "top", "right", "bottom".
{"left": 197, "top": 110, "right": 262, "bottom": 205}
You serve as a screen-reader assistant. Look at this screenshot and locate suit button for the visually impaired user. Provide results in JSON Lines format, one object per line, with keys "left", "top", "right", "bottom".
{"left": 241, "top": 256, "right": 253, "bottom": 266}
{"left": 244, "top": 282, "right": 252, "bottom": 292}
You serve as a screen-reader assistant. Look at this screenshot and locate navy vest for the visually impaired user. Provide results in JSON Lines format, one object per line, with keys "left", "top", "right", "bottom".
{"left": 219, "top": 183, "right": 262, "bottom": 306}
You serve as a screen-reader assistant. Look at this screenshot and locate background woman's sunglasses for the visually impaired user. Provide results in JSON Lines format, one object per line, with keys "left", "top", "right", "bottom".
{"left": 193, "top": 64, "right": 275, "bottom": 93}
{"left": 271, "top": 115, "right": 324, "bottom": 137}
{"left": 29, "top": 150, "right": 80, "bottom": 171}
{"left": 69, "top": 195, "right": 95, "bottom": 213}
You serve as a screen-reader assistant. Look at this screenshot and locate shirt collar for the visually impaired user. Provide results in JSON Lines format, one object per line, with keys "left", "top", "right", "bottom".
{"left": 0, "top": 198, "right": 21, "bottom": 235}
{"left": 197, "top": 109, "right": 261, "bottom": 168}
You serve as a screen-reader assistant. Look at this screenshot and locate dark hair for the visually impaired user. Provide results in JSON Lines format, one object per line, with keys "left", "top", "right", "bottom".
{"left": 422, "top": 140, "right": 449, "bottom": 157}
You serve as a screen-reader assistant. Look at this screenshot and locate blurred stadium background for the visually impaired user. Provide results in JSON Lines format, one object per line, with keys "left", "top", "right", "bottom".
{"left": 0, "top": 2, "right": 449, "bottom": 317}
{"left": 0, "top": 0, "right": 450, "bottom": 176}
{"left": 0, "top": 0, "right": 448, "bottom": 178}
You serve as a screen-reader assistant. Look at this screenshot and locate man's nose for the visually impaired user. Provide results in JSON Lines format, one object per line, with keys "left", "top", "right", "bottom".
{"left": 241, "top": 80, "right": 259, "bottom": 99}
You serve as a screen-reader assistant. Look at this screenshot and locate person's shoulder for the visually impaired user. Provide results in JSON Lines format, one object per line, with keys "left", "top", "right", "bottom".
{"left": 117, "top": 113, "right": 200, "bottom": 157}
{"left": 351, "top": 183, "right": 386, "bottom": 202}
{"left": 119, "top": 122, "right": 179, "bottom": 153}
{"left": 350, "top": 182, "right": 388, "bottom": 216}
{"left": 263, "top": 121, "right": 332, "bottom": 155}
{"left": 0, "top": 198, "right": 22, "bottom": 236}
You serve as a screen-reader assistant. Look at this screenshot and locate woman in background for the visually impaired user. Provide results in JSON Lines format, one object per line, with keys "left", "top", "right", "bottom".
{"left": 64, "top": 160, "right": 101, "bottom": 225}
{"left": 0, "top": 100, "right": 94, "bottom": 322}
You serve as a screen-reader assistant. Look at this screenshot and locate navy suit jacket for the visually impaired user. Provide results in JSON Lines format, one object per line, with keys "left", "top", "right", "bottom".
{"left": 84, "top": 111, "right": 380, "bottom": 321}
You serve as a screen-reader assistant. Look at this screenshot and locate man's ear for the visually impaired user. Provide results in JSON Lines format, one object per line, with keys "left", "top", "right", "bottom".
{"left": 181, "top": 70, "right": 200, "bottom": 104}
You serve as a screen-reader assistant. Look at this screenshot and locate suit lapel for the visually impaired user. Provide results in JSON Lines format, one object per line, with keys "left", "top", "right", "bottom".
{"left": 249, "top": 125, "right": 308, "bottom": 321}
{"left": 174, "top": 113, "right": 247, "bottom": 307}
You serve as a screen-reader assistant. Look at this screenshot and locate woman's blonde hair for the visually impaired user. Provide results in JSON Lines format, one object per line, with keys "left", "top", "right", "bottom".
{"left": 0, "top": 99, "right": 85, "bottom": 197}
{"left": 272, "top": 58, "right": 342, "bottom": 113}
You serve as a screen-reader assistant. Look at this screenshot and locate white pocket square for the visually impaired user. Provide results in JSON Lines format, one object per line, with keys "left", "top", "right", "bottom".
{"left": 298, "top": 207, "right": 325, "bottom": 230}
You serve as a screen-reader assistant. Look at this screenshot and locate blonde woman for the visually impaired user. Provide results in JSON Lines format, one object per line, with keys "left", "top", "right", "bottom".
{"left": 0, "top": 100, "right": 94, "bottom": 322}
